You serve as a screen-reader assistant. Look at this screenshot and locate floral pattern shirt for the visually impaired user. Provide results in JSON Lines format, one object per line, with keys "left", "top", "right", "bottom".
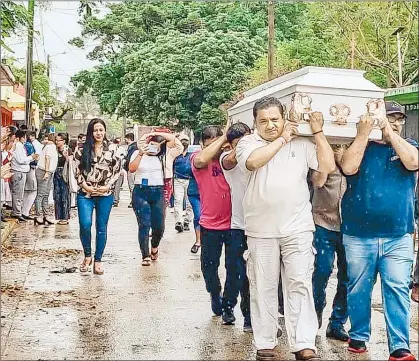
{"left": 74, "top": 142, "right": 122, "bottom": 196}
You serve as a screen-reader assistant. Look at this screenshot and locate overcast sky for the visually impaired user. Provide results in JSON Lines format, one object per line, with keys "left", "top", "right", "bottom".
{"left": 5, "top": 1, "right": 111, "bottom": 90}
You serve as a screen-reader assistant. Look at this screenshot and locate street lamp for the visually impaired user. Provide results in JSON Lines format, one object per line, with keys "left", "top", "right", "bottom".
{"left": 46, "top": 51, "right": 66, "bottom": 78}
{"left": 392, "top": 27, "right": 405, "bottom": 86}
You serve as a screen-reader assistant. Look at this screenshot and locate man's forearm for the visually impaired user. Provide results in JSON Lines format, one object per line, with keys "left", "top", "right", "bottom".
{"left": 314, "top": 133, "right": 335, "bottom": 174}
{"left": 341, "top": 135, "right": 369, "bottom": 175}
{"left": 245, "top": 137, "right": 285, "bottom": 171}
{"left": 221, "top": 149, "right": 237, "bottom": 170}
{"left": 388, "top": 132, "right": 419, "bottom": 171}
{"left": 193, "top": 136, "right": 226, "bottom": 169}
{"left": 45, "top": 157, "right": 51, "bottom": 172}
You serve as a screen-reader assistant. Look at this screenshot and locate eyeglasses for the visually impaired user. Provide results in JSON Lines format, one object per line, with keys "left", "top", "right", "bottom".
{"left": 388, "top": 117, "right": 406, "bottom": 125}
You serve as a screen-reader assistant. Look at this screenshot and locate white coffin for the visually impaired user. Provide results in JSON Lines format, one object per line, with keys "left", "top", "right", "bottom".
{"left": 228, "top": 66, "right": 385, "bottom": 143}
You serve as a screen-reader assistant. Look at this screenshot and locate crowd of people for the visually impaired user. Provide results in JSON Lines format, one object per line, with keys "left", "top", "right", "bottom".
{"left": 1, "top": 96, "right": 418, "bottom": 361}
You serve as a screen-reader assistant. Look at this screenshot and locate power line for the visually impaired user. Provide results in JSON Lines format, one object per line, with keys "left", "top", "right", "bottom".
{"left": 43, "top": 19, "right": 89, "bottom": 68}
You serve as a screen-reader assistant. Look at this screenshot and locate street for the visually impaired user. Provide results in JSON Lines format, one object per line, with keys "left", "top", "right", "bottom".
{"left": 1, "top": 188, "right": 418, "bottom": 360}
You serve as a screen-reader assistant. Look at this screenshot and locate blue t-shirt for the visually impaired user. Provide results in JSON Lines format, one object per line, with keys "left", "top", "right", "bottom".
{"left": 173, "top": 152, "right": 192, "bottom": 180}
{"left": 341, "top": 139, "right": 418, "bottom": 238}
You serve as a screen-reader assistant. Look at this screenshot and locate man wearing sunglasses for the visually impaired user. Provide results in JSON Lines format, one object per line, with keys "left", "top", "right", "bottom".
{"left": 340, "top": 101, "right": 418, "bottom": 361}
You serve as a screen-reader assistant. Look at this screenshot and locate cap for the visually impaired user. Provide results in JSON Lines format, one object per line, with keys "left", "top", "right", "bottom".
{"left": 179, "top": 134, "right": 190, "bottom": 142}
{"left": 385, "top": 101, "right": 406, "bottom": 117}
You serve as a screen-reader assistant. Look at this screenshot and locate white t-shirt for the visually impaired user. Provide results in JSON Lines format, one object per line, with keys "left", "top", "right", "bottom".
{"left": 236, "top": 131, "right": 319, "bottom": 238}
{"left": 220, "top": 151, "right": 248, "bottom": 230}
{"left": 37, "top": 144, "right": 58, "bottom": 173}
{"left": 130, "top": 151, "right": 164, "bottom": 186}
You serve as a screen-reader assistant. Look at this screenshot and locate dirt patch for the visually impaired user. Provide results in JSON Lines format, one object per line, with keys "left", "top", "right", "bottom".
{"left": 1, "top": 284, "right": 24, "bottom": 297}
{"left": 1, "top": 246, "right": 82, "bottom": 260}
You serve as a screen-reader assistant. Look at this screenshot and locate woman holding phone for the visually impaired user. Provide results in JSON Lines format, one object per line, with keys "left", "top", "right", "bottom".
{"left": 74, "top": 118, "right": 121, "bottom": 275}
{"left": 129, "top": 131, "right": 182, "bottom": 266}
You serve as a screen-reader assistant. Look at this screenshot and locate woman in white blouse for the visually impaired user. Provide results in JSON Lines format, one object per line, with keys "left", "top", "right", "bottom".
{"left": 129, "top": 132, "right": 182, "bottom": 266}
{"left": 34, "top": 133, "right": 58, "bottom": 225}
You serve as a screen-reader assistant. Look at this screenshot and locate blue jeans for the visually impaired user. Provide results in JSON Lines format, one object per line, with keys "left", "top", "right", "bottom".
{"left": 188, "top": 194, "right": 201, "bottom": 230}
{"left": 343, "top": 233, "right": 413, "bottom": 353}
{"left": 77, "top": 193, "right": 114, "bottom": 262}
{"left": 201, "top": 227, "right": 247, "bottom": 313}
{"left": 132, "top": 185, "right": 165, "bottom": 259}
{"left": 313, "top": 225, "right": 348, "bottom": 327}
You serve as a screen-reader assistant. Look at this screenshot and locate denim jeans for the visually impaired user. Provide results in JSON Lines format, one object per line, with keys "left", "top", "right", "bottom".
{"left": 132, "top": 185, "right": 165, "bottom": 259}
{"left": 313, "top": 225, "right": 348, "bottom": 327}
{"left": 188, "top": 194, "right": 201, "bottom": 230}
{"left": 343, "top": 233, "right": 413, "bottom": 353}
{"left": 77, "top": 193, "right": 114, "bottom": 262}
{"left": 200, "top": 227, "right": 247, "bottom": 312}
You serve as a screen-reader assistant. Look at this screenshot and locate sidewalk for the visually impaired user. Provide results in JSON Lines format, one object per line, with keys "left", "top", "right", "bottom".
{"left": 1, "top": 189, "right": 418, "bottom": 360}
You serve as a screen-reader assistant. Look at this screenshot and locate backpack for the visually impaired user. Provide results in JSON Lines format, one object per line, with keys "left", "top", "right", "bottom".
{"left": 124, "top": 142, "right": 138, "bottom": 172}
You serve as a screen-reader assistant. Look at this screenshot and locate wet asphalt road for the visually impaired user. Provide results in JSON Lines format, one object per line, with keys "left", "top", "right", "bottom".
{"left": 1, "top": 189, "right": 418, "bottom": 360}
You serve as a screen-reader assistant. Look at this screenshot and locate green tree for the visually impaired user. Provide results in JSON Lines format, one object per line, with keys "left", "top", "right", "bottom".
{"left": 248, "top": 2, "right": 418, "bottom": 89}
{"left": 1, "top": 1, "right": 29, "bottom": 52}
{"left": 118, "top": 30, "right": 262, "bottom": 128}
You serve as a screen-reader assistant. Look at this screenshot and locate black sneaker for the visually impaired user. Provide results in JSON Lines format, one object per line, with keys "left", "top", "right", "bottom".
{"left": 222, "top": 307, "right": 236, "bottom": 325}
{"left": 243, "top": 315, "right": 252, "bottom": 333}
{"left": 210, "top": 293, "right": 222, "bottom": 316}
{"left": 348, "top": 339, "right": 367, "bottom": 354}
{"left": 183, "top": 223, "right": 190, "bottom": 231}
{"left": 113, "top": 202, "right": 119, "bottom": 207}
{"left": 175, "top": 222, "right": 184, "bottom": 233}
{"left": 128, "top": 203, "right": 133, "bottom": 208}
{"left": 326, "top": 323, "right": 349, "bottom": 341}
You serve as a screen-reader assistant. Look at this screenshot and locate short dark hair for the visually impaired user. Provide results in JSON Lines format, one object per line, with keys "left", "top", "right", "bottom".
{"left": 15, "top": 130, "right": 26, "bottom": 140}
{"left": 28, "top": 131, "right": 37, "bottom": 138}
{"left": 78, "top": 133, "right": 86, "bottom": 140}
{"left": 125, "top": 133, "right": 134, "bottom": 141}
{"left": 253, "top": 96, "right": 285, "bottom": 119}
{"left": 57, "top": 132, "right": 68, "bottom": 143}
{"left": 20, "top": 124, "right": 28, "bottom": 130}
{"left": 201, "top": 125, "right": 223, "bottom": 143}
{"left": 226, "top": 122, "right": 251, "bottom": 144}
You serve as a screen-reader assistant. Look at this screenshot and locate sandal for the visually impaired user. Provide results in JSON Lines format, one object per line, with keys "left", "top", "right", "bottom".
{"left": 80, "top": 257, "right": 92, "bottom": 273}
{"left": 150, "top": 249, "right": 159, "bottom": 261}
{"left": 191, "top": 244, "right": 201, "bottom": 254}
{"left": 58, "top": 220, "right": 69, "bottom": 225}
{"left": 93, "top": 262, "right": 104, "bottom": 275}
{"left": 142, "top": 257, "right": 151, "bottom": 266}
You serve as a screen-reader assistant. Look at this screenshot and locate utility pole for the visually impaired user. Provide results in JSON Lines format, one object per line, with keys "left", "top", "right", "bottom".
{"left": 267, "top": 0, "right": 275, "bottom": 80}
{"left": 46, "top": 54, "right": 50, "bottom": 78}
{"left": 24, "top": 0, "right": 35, "bottom": 127}
{"left": 392, "top": 27, "right": 404, "bottom": 86}
{"left": 350, "top": 31, "right": 355, "bottom": 69}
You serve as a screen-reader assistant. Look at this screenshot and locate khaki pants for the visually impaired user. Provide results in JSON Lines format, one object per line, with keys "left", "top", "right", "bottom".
{"left": 173, "top": 178, "right": 192, "bottom": 225}
{"left": 247, "top": 232, "right": 317, "bottom": 353}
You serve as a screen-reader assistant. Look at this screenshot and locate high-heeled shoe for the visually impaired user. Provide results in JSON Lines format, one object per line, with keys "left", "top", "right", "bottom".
{"left": 43, "top": 217, "right": 54, "bottom": 225}
{"left": 93, "top": 262, "right": 104, "bottom": 275}
{"left": 34, "top": 218, "right": 45, "bottom": 225}
{"left": 80, "top": 257, "right": 92, "bottom": 273}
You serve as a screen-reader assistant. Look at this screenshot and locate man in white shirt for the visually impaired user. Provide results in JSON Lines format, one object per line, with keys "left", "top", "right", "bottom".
{"left": 220, "top": 122, "right": 252, "bottom": 332}
{"left": 236, "top": 96, "right": 335, "bottom": 361}
{"left": 10, "top": 130, "right": 39, "bottom": 222}
{"left": 110, "top": 138, "right": 127, "bottom": 207}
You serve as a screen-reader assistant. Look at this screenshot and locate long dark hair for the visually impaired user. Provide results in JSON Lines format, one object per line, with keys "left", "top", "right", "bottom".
{"left": 80, "top": 118, "right": 108, "bottom": 174}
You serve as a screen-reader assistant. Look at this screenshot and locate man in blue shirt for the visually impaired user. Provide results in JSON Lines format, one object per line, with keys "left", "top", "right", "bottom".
{"left": 340, "top": 101, "right": 418, "bottom": 361}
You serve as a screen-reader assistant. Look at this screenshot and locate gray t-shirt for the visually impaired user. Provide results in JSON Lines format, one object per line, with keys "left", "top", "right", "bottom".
{"left": 311, "top": 168, "right": 346, "bottom": 232}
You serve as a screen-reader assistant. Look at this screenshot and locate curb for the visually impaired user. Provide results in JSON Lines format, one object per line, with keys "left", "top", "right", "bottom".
{"left": 1, "top": 220, "right": 17, "bottom": 246}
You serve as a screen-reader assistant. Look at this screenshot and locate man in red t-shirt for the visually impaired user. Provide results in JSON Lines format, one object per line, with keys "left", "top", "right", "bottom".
{"left": 192, "top": 124, "right": 243, "bottom": 326}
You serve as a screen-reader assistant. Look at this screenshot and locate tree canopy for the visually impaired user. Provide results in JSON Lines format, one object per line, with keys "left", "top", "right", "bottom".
{"left": 1, "top": 1, "right": 29, "bottom": 52}
{"left": 71, "top": 1, "right": 418, "bottom": 130}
